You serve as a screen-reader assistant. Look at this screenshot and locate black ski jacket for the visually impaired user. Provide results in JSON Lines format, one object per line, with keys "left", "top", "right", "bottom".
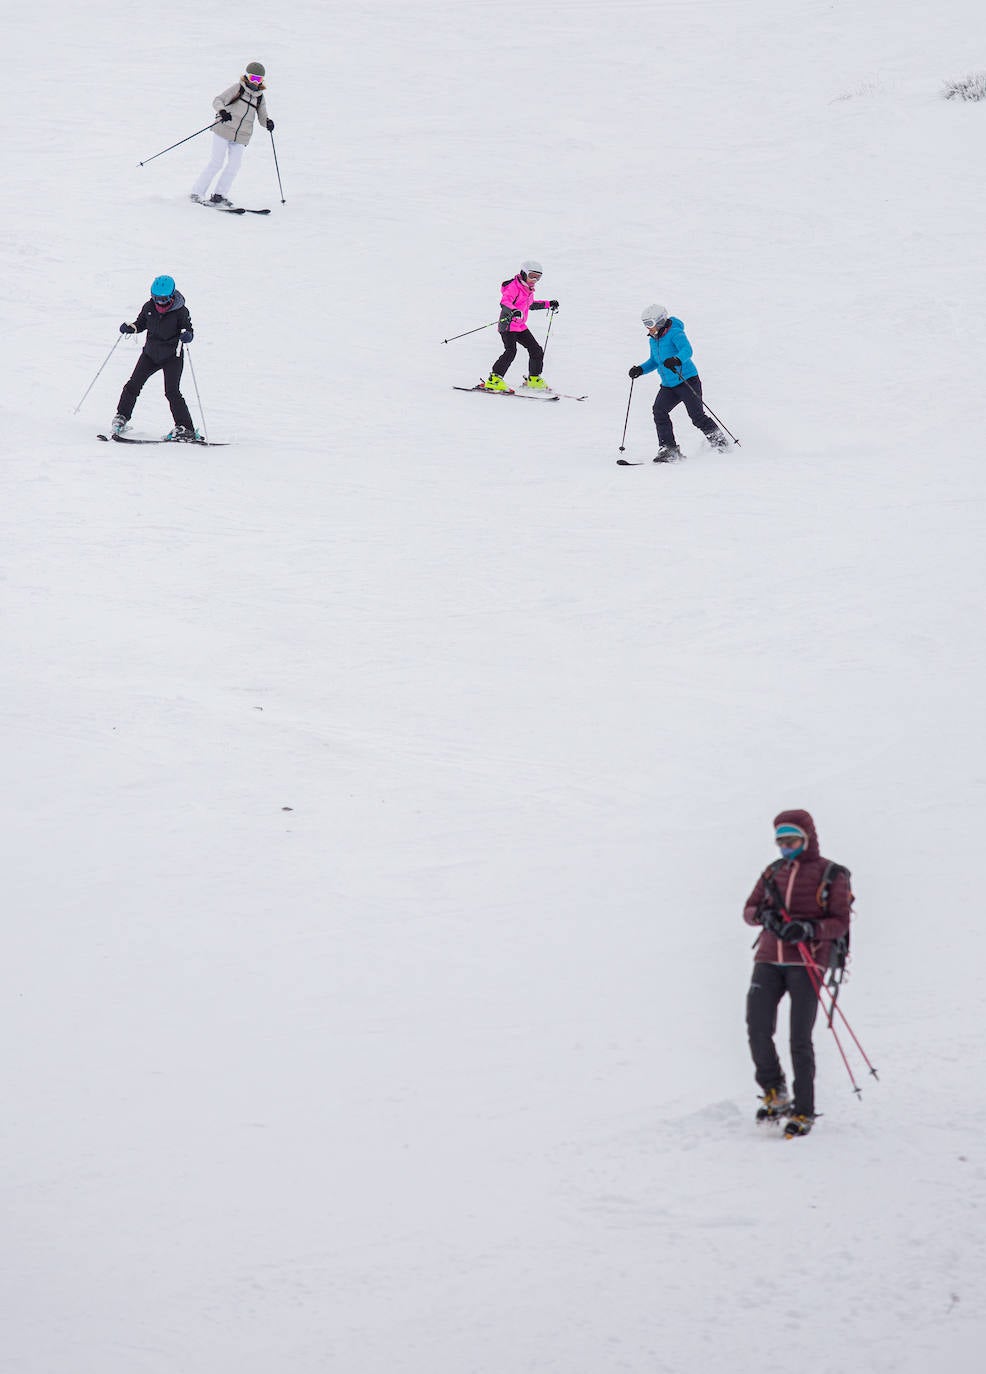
{"left": 130, "top": 292, "right": 193, "bottom": 364}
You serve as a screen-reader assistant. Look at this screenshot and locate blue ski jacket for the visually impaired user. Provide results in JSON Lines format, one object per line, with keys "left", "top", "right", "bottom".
{"left": 638, "top": 317, "right": 698, "bottom": 387}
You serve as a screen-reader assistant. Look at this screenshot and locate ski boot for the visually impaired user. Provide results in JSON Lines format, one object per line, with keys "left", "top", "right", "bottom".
{"left": 163, "top": 425, "right": 201, "bottom": 443}
{"left": 209, "top": 193, "right": 234, "bottom": 208}
{"left": 706, "top": 430, "right": 730, "bottom": 450}
{"left": 653, "top": 444, "right": 683, "bottom": 463}
{"left": 755, "top": 1084, "right": 792, "bottom": 1124}
{"left": 523, "top": 374, "right": 549, "bottom": 390}
{"left": 483, "top": 373, "right": 511, "bottom": 392}
{"left": 783, "top": 1114, "right": 815, "bottom": 1140}
{"left": 111, "top": 413, "right": 130, "bottom": 436}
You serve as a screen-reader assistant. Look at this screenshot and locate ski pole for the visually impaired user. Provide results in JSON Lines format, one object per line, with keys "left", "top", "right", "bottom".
{"left": 138, "top": 119, "right": 224, "bottom": 167}
{"left": 800, "top": 953, "right": 864, "bottom": 1097}
{"left": 183, "top": 345, "right": 208, "bottom": 441}
{"left": 797, "top": 941, "right": 875, "bottom": 1055}
{"left": 269, "top": 127, "right": 286, "bottom": 204}
{"left": 73, "top": 335, "right": 124, "bottom": 414}
{"left": 801, "top": 948, "right": 879, "bottom": 1080}
{"left": 542, "top": 306, "right": 557, "bottom": 367}
{"left": 619, "top": 375, "right": 635, "bottom": 452}
{"left": 667, "top": 361, "right": 740, "bottom": 446}
{"left": 441, "top": 320, "right": 499, "bottom": 345}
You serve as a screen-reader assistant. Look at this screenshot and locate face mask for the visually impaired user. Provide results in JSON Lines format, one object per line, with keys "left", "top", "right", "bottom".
{"left": 778, "top": 843, "right": 804, "bottom": 859}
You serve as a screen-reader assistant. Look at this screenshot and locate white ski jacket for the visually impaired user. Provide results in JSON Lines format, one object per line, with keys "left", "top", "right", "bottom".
{"left": 212, "top": 81, "right": 271, "bottom": 147}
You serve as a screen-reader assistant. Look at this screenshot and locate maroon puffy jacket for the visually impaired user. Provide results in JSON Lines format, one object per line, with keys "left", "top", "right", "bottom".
{"left": 743, "top": 809, "right": 852, "bottom": 969}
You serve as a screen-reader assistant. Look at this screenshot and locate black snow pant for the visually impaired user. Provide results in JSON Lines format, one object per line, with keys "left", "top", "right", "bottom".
{"left": 746, "top": 962, "right": 819, "bottom": 1116}
{"left": 491, "top": 328, "right": 543, "bottom": 380}
{"left": 652, "top": 374, "right": 718, "bottom": 447}
{"left": 118, "top": 351, "right": 194, "bottom": 429}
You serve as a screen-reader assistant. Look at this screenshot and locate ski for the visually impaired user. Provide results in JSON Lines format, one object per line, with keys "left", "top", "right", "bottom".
{"left": 97, "top": 434, "right": 229, "bottom": 447}
{"left": 617, "top": 453, "right": 685, "bottom": 466}
{"left": 453, "top": 386, "right": 560, "bottom": 402}
{"left": 195, "top": 199, "right": 270, "bottom": 215}
{"left": 520, "top": 386, "right": 588, "bottom": 401}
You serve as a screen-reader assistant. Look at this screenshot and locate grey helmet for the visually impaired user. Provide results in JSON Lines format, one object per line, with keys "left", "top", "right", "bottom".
{"left": 521, "top": 259, "right": 544, "bottom": 277}
{"left": 641, "top": 304, "right": 669, "bottom": 328}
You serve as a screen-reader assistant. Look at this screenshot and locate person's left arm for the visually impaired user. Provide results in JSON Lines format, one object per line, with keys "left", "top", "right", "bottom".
{"left": 811, "top": 869, "right": 852, "bottom": 942}
{"left": 662, "top": 323, "right": 693, "bottom": 371}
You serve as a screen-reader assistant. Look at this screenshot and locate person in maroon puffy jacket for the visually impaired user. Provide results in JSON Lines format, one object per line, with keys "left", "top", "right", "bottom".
{"left": 742, "top": 809, "right": 853, "bottom": 1136}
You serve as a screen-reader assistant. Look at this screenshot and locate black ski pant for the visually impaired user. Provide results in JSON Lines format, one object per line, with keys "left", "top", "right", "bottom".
{"left": 652, "top": 374, "right": 717, "bottom": 446}
{"left": 118, "top": 351, "right": 194, "bottom": 429}
{"left": 746, "top": 962, "right": 819, "bottom": 1116}
{"left": 491, "top": 328, "right": 543, "bottom": 380}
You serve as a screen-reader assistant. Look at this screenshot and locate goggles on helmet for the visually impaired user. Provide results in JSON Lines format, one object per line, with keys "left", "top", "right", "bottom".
{"left": 245, "top": 73, "right": 264, "bottom": 85}
{"left": 152, "top": 294, "right": 173, "bottom": 307}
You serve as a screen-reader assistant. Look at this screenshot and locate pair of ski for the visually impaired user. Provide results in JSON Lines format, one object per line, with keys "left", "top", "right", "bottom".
{"left": 619, "top": 439, "right": 734, "bottom": 466}
{"left": 617, "top": 453, "right": 682, "bottom": 466}
{"left": 97, "top": 434, "right": 228, "bottom": 447}
{"left": 193, "top": 197, "right": 270, "bottom": 216}
{"left": 454, "top": 384, "right": 587, "bottom": 402}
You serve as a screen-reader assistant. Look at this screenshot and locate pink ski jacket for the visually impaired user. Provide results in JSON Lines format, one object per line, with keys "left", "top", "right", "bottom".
{"left": 499, "top": 275, "right": 551, "bottom": 333}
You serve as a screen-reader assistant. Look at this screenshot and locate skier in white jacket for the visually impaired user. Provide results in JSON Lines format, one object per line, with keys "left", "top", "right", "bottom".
{"left": 190, "top": 62, "right": 274, "bottom": 208}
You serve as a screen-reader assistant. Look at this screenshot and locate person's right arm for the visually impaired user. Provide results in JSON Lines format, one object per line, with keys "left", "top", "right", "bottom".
{"left": 212, "top": 84, "right": 240, "bottom": 114}
{"left": 498, "top": 280, "right": 524, "bottom": 329}
{"left": 121, "top": 304, "right": 149, "bottom": 334}
{"left": 743, "top": 874, "right": 767, "bottom": 925}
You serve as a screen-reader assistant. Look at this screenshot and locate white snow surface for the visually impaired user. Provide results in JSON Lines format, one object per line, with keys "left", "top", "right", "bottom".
{"left": 3, "top": 1, "right": 986, "bottom": 1370}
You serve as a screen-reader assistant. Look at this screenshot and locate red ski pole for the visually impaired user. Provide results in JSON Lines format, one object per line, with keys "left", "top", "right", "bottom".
{"left": 799, "top": 945, "right": 879, "bottom": 1090}
{"left": 800, "top": 952, "right": 863, "bottom": 1097}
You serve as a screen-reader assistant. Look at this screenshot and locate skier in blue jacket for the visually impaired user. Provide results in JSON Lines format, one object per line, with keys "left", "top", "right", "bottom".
{"left": 628, "top": 305, "right": 728, "bottom": 461}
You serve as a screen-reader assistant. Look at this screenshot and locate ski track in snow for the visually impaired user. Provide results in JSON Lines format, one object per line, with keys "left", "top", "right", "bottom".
{"left": 2, "top": 1, "right": 986, "bottom": 1371}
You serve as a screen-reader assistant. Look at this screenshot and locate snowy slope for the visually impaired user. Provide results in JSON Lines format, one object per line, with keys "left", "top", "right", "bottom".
{"left": 3, "top": 1, "right": 986, "bottom": 1370}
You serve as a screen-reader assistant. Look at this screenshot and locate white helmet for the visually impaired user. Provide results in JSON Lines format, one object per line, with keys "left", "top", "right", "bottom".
{"left": 641, "top": 304, "right": 669, "bottom": 328}
{"left": 521, "top": 259, "right": 544, "bottom": 276}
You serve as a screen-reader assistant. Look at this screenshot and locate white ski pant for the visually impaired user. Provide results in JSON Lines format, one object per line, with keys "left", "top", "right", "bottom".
{"left": 191, "top": 133, "right": 245, "bottom": 199}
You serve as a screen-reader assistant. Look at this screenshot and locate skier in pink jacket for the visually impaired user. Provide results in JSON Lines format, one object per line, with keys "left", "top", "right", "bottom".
{"left": 483, "top": 260, "right": 559, "bottom": 392}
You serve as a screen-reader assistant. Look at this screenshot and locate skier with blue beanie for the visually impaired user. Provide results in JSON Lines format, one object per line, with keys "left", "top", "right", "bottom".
{"left": 628, "top": 304, "right": 728, "bottom": 461}
{"left": 112, "top": 275, "right": 199, "bottom": 440}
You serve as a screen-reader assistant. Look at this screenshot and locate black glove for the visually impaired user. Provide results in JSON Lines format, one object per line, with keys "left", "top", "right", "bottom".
{"left": 779, "top": 919, "right": 815, "bottom": 943}
{"left": 548, "top": 300, "right": 559, "bottom": 310}
{"left": 628, "top": 365, "right": 644, "bottom": 379}
{"left": 218, "top": 109, "right": 233, "bottom": 123}
{"left": 179, "top": 330, "right": 193, "bottom": 344}
{"left": 511, "top": 308, "right": 523, "bottom": 320}
{"left": 120, "top": 323, "right": 136, "bottom": 334}
{"left": 664, "top": 356, "right": 681, "bottom": 372}
{"left": 266, "top": 119, "right": 275, "bottom": 132}
{"left": 760, "top": 907, "right": 785, "bottom": 935}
